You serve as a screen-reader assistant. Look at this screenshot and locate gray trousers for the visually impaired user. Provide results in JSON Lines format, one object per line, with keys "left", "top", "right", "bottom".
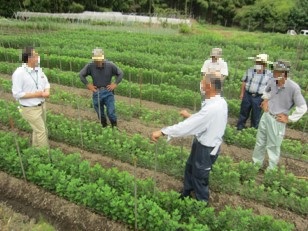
{"left": 182, "top": 138, "right": 219, "bottom": 202}
{"left": 253, "top": 112, "right": 285, "bottom": 170}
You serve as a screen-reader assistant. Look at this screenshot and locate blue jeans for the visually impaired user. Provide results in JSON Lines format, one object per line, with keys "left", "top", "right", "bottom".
{"left": 182, "top": 138, "right": 220, "bottom": 202}
{"left": 237, "top": 91, "right": 263, "bottom": 130}
{"left": 92, "top": 89, "right": 117, "bottom": 126}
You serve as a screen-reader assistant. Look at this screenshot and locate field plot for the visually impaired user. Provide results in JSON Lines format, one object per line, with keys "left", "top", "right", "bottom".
{"left": 0, "top": 19, "right": 307, "bottom": 230}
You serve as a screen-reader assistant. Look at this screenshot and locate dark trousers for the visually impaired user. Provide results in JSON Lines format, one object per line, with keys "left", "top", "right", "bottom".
{"left": 237, "top": 91, "right": 263, "bottom": 130}
{"left": 92, "top": 89, "right": 117, "bottom": 126}
{"left": 182, "top": 138, "right": 219, "bottom": 202}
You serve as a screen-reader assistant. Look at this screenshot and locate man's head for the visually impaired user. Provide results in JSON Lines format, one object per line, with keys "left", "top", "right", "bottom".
{"left": 92, "top": 48, "right": 104, "bottom": 67}
{"left": 210, "top": 48, "right": 222, "bottom": 63}
{"left": 200, "top": 72, "right": 223, "bottom": 98}
{"left": 272, "top": 60, "right": 290, "bottom": 86}
{"left": 254, "top": 54, "right": 269, "bottom": 72}
{"left": 22, "top": 46, "right": 39, "bottom": 68}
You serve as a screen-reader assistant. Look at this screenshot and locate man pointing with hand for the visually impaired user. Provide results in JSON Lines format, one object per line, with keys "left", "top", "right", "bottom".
{"left": 152, "top": 72, "right": 228, "bottom": 205}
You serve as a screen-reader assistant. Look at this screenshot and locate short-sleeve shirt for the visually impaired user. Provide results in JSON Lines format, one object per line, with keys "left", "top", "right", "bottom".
{"left": 242, "top": 68, "right": 272, "bottom": 94}
{"left": 201, "top": 58, "right": 228, "bottom": 76}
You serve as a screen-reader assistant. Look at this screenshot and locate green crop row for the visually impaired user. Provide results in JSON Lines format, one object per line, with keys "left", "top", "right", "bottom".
{"left": 0, "top": 62, "right": 306, "bottom": 131}
{"left": 0, "top": 130, "right": 296, "bottom": 231}
{"left": 1, "top": 76, "right": 306, "bottom": 160}
{"left": 0, "top": 100, "right": 307, "bottom": 215}
{"left": 0, "top": 24, "right": 307, "bottom": 96}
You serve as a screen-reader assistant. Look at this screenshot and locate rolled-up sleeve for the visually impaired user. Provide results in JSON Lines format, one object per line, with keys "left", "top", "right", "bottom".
{"left": 221, "top": 61, "right": 228, "bottom": 76}
{"left": 42, "top": 72, "right": 50, "bottom": 90}
{"left": 12, "top": 69, "right": 25, "bottom": 100}
{"left": 161, "top": 110, "right": 210, "bottom": 138}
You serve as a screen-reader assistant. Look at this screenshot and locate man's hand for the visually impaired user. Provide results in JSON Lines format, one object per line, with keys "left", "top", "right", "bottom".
{"left": 276, "top": 114, "right": 288, "bottom": 123}
{"left": 180, "top": 110, "right": 191, "bottom": 118}
{"left": 151, "top": 130, "right": 163, "bottom": 142}
{"left": 107, "top": 83, "right": 117, "bottom": 91}
{"left": 261, "top": 100, "right": 268, "bottom": 112}
{"left": 240, "top": 93, "right": 244, "bottom": 100}
{"left": 87, "top": 83, "right": 97, "bottom": 92}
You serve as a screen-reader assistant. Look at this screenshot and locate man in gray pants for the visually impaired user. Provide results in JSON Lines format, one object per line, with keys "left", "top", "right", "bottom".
{"left": 253, "top": 60, "right": 307, "bottom": 170}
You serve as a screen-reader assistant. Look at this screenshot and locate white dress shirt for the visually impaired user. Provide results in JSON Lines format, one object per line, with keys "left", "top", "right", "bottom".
{"left": 12, "top": 64, "right": 50, "bottom": 106}
{"left": 161, "top": 95, "right": 228, "bottom": 155}
{"left": 201, "top": 58, "right": 228, "bottom": 76}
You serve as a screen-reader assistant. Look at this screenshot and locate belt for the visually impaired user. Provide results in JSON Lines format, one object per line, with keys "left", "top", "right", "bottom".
{"left": 246, "top": 91, "right": 262, "bottom": 97}
{"left": 96, "top": 86, "right": 107, "bottom": 90}
{"left": 268, "top": 112, "right": 278, "bottom": 119}
{"left": 21, "top": 102, "right": 44, "bottom": 107}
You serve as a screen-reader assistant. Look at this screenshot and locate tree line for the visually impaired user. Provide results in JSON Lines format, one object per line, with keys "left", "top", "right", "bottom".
{"left": 0, "top": 0, "right": 307, "bottom": 33}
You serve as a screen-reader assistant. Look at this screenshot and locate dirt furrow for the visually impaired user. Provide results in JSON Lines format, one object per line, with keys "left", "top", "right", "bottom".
{"left": 0, "top": 171, "right": 129, "bottom": 231}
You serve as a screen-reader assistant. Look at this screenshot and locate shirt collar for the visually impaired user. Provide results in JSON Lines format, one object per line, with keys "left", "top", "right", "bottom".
{"left": 22, "top": 63, "right": 35, "bottom": 72}
{"left": 211, "top": 58, "right": 222, "bottom": 63}
{"left": 203, "top": 94, "right": 222, "bottom": 104}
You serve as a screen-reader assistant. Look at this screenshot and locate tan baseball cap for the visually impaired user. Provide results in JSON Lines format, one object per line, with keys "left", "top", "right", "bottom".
{"left": 210, "top": 48, "right": 222, "bottom": 57}
{"left": 92, "top": 48, "right": 104, "bottom": 61}
{"left": 255, "top": 54, "right": 269, "bottom": 63}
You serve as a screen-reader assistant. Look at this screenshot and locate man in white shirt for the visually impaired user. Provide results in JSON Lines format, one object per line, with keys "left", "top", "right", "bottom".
{"left": 12, "top": 47, "right": 50, "bottom": 147}
{"left": 201, "top": 48, "right": 228, "bottom": 79}
{"left": 152, "top": 72, "right": 228, "bottom": 205}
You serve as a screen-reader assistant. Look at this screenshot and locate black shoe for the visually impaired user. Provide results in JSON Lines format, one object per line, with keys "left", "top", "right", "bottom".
{"left": 100, "top": 118, "right": 108, "bottom": 127}
{"left": 111, "top": 121, "right": 117, "bottom": 128}
{"left": 179, "top": 193, "right": 191, "bottom": 200}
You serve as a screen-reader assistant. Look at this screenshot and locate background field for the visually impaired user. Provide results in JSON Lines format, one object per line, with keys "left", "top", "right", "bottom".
{"left": 0, "top": 18, "right": 307, "bottom": 231}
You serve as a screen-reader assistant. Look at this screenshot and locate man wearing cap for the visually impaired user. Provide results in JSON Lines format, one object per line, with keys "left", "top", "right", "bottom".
{"left": 236, "top": 54, "right": 272, "bottom": 130}
{"left": 12, "top": 46, "right": 50, "bottom": 147}
{"left": 80, "top": 48, "right": 123, "bottom": 127}
{"left": 151, "top": 72, "right": 228, "bottom": 205}
{"left": 201, "top": 48, "right": 228, "bottom": 78}
{"left": 253, "top": 60, "right": 307, "bottom": 170}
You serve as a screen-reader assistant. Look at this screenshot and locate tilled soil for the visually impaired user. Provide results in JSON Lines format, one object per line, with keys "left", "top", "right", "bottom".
{"left": 0, "top": 82, "right": 307, "bottom": 230}
{"left": 0, "top": 172, "right": 129, "bottom": 231}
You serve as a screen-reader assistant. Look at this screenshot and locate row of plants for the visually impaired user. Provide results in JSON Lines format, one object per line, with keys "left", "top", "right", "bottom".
{"left": 1, "top": 44, "right": 307, "bottom": 99}
{"left": 1, "top": 75, "right": 306, "bottom": 160}
{"left": 0, "top": 129, "right": 296, "bottom": 230}
{"left": 1, "top": 22, "right": 307, "bottom": 71}
{"left": 0, "top": 63, "right": 306, "bottom": 131}
{"left": 0, "top": 46, "right": 233, "bottom": 95}
{"left": 0, "top": 28, "right": 307, "bottom": 95}
{"left": 0, "top": 99, "right": 307, "bottom": 215}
